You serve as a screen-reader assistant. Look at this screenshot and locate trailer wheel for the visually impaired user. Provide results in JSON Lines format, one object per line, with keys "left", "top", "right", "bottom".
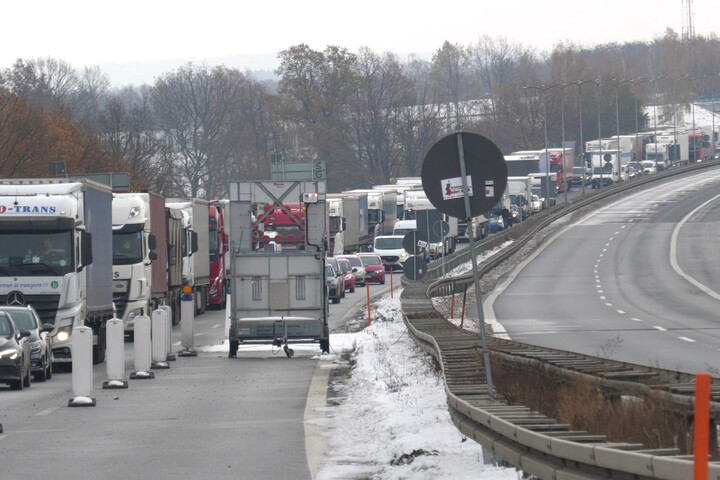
{"left": 228, "top": 340, "right": 238, "bottom": 358}
{"left": 319, "top": 339, "right": 330, "bottom": 354}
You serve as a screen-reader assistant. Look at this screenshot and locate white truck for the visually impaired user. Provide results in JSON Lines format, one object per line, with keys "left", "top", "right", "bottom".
{"left": 645, "top": 143, "right": 670, "bottom": 171}
{"left": 112, "top": 192, "right": 165, "bottom": 333}
{"left": 165, "top": 198, "right": 210, "bottom": 315}
{"left": 589, "top": 151, "right": 621, "bottom": 188}
{"left": 507, "top": 176, "right": 533, "bottom": 219}
{"left": 404, "top": 188, "right": 458, "bottom": 257}
{"left": 327, "top": 193, "right": 372, "bottom": 255}
{"left": 0, "top": 179, "right": 113, "bottom": 365}
{"left": 342, "top": 188, "right": 398, "bottom": 236}
{"left": 227, "top": 181, "right": 329, "bottom": 357}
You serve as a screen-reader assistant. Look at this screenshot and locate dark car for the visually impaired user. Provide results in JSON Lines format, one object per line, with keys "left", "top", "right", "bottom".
{"left": 325, "top": 264, "right": 343, "bottom": 304}
{"left": 325, "top": 257, "right": 346, "bottom": 298}
{"left": 336, "top": 257, "right": 355, "bottom": 293}
{"left": 0, "top": 311, "right": 32, "bottom": 390}
{"left": 0, "top": 305, "right": 53, "bottom": 381}
{"left": 357, "top": 253, "right": 385, "bottom": 285}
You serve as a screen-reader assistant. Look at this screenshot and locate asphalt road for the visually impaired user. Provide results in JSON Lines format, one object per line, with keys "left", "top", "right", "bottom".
{"left": 488, "top": 167, "right": 720, "bottom": 373}
{"left": 0, "top": 274, "right": 400, "bottom": 479}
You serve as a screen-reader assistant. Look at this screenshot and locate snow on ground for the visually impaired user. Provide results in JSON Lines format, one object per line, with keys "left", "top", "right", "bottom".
{"left": 200, "top": 295, "right": 518, "bottom": 479}
{"left": 313, "top": 296, "right": 518, "bottom": 480}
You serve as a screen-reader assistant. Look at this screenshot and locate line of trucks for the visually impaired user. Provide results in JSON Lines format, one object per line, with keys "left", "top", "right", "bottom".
{"left": 0, "top": 178, "right": 230, "bottom": 366}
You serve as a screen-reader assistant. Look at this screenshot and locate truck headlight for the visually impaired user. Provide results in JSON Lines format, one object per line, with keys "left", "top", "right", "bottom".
{"left": 127, "top": 308, "right": 143, "bottom": 320}
{"left": 54, "top": 326, "right": 72, "bottom": 343}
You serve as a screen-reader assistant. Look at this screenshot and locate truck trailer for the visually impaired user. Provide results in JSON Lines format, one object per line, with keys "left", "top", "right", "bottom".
{"left": 327, "top": 193, "right": 372, "bottom": 255}
{"left": 165, "top": 198, "right": 210, "bottom": 315}
{"left": 227, "top": 181, "right": 329, "bottom": 357}
{"left": 0, "top": 179, "right": 113, "bottom": 365}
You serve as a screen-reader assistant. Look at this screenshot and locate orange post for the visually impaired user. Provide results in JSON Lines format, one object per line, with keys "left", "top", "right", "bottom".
{"left": 390, "top": 267, "right": 393, "bottom": 298}
{"left": 694, "top": 373, "right": 711, "bottom": 480}
{"left": 366, "top": 282, "right": 372, "bottom": 326}
{"left": 460, "top": 285, "right": 467, "bottom": 329}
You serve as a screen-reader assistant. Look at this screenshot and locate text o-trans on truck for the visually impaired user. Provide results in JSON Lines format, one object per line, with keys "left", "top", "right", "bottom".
{"left": 0, "top": 179, "right": 114, "bottom": 365}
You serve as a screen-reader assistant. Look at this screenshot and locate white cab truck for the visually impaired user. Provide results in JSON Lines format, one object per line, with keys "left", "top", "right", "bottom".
{"left": 507, "top": 176, "right": 533, "bottom": 219}
{"left": 165, "top": 198, "right": 210, "bottom": 315}
{"left": 327, "top": 193, "right": 372, "bottom": 255}
{"left": 404, "top": 189, "right": 458, "bottom": 257}
{"left": 589, "top": 151, "right": 621, "bottom": 188}
{"left": 227, "top": 181, "right": 329, "bottom": 357}
{"left": 111, "top": 192, "right": 164, "bottom": 332}
{"left": 0, "top": 179, "right": 113, "bottom": 365}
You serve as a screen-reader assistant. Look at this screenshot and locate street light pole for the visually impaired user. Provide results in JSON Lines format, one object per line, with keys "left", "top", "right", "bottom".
{"left": 630, "top": 78, "right": 650, "bottom": 165}
{"left": 608, "top": 79, "right": 631, "bottom": 183}
{"left": 593, "top": 78, "right": 604, "bottom": 188}
{"left": 566, "top": 80, "right": 593, "bottom": 199}
{"left": 524, "top": 84, "right": 561, "bottom": 207}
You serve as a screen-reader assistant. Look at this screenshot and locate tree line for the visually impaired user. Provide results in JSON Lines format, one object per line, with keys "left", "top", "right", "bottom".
{"left": 1, "top": 28, "right": 718, "bottom": 197}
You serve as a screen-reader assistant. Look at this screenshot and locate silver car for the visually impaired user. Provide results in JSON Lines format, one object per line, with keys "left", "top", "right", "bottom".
{"left": 337, "top": 254, "right": 366, "bottom": 286}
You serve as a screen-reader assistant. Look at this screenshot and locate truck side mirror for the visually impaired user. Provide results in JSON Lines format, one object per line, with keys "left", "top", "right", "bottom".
{"left": 222, "top": 232, "right": 229, "bottom": 254}
{"left": 80, "top": 230, "right": 93, "bottom": 270}
{"left": 148, "top": 251, "right": 158, "bottom": 261}
{"left": 190, "top": 232, "right": 199, "bottom": 254}
{"left": 148, "top": 234, "right": 157, "bottom": 251}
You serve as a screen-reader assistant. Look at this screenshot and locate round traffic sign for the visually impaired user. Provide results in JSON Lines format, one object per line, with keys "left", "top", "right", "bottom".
{"left": 402, "top": 256, "right": 426, "bottom": 281}
{"left": 421, "top": 132, "right": 507, "bottom": 219}
{"left": 402, "top": 231, "right": 427, "bottom": 256}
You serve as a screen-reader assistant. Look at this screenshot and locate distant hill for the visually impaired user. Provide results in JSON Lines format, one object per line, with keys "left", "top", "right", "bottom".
{"left": 100, "top": 53, "right": 280, "bottom": 88}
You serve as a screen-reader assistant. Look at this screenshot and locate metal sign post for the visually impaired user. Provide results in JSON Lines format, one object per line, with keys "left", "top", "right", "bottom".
{"left": 420, "top": 131, "right": 508, "bottom": 399}
{"left": 456, "top": 133, "right": 494, "bottom": 397}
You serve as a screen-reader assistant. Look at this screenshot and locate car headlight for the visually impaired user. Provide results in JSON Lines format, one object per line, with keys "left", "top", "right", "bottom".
{"left": 0, "top": 348, "right": 19, "bottom": 359}
{"left": 30, "top": 340, "right": 44, "bottom": 353}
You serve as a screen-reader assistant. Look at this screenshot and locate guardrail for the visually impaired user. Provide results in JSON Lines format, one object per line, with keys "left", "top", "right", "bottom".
{"left": 400, "top": 159, "right": 720, "bottom": 479}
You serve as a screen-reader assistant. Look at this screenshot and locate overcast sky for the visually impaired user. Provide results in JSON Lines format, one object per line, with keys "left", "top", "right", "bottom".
{"left": 3, "top": 0, "right": 718, "bottom": 85}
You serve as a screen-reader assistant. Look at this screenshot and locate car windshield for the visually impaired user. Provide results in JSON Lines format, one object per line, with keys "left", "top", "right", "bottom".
{"left": 0, "top": 316, "right": 12, "bottom": 337}
{"left": 325, "top": 265, "right": 334, "bottom": 278}
{"left": 338, "top": 260, "right": 350, "bottom": 272}
{"left": 393, "top": 228, "right": 413, "bottom": 236}
{"left": 5, "top": 310, "right": 37, "bottom": 331}
{"left": 342, "top": 256, "right": 362, "bottom": 268}
{"left": 642, "top": 161, "right": 655, "bottom": 168}
{"left": 359, "top": 255, "right": 381, "bottom": 266}
{"left": 374, "top": 237, "right": 404, "bottom": 249}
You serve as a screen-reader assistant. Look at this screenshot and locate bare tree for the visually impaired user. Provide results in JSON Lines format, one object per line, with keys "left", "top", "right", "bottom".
{"left": 151, "top": 63, "right": 246, "bottom": 198}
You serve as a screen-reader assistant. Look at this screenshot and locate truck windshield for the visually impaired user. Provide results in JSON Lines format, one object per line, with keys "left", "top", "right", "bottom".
{"left": 0, "top": 230, "right": 73, "bottom": 275}
{"left": 112, "top": 232, "right": 143, "bottom": 265}
{"left": 329, "top": 217, "right": 342, "bottom": 236}
{"left": 374, "top": 237, "right": 404, "bottom": 250}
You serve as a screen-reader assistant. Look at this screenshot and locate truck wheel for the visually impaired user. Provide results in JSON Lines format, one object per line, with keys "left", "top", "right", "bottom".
{"left": 319, "top": 339, "right": 330, "bottom": 354}
{"left": 228, "top": 340, "right": 238, "bottom": 358}
{"left": 220, "top": 286, "right": 227, "bottom": 310}
{"left": 172, "top": 295, "right": 182, "bottom": 325}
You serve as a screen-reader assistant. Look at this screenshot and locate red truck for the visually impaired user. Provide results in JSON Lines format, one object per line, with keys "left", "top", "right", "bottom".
{"left": 258, "top": 202, "right": 306, "bottom": 248}
{"left": 207, "top": 200, "right": 229, "bottom": 309}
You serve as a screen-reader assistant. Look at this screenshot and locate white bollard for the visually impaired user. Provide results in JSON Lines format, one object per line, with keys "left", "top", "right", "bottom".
{"left": 151, "top": 309, "right": 169, "bottom": 369}
{"left": 225, "top": 291, "right": 232, "bottom": 342}
{"left": 179, "top": 288, "right": 197, "bottom": 356}
{"left": 102, "top": 318, "right": 128, "bottom": 389}
{"left": 130, "top": 315, "right": 154, "bottom": 379}
{"left": 69, "top": 326, "right": 96, "bottom": 407}
{"left": 159, "top": 304, "right": 174, "bottom": 361}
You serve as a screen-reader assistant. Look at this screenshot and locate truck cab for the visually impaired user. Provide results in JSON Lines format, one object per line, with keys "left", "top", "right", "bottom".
{"left": 112, "top": 193, "right": 158, "bottom": 332}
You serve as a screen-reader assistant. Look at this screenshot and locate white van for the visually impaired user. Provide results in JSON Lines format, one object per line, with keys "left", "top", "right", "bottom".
{"left": 392, "top": 219, "right": 416, "bottom": 237}
{"left": 373, "top": 235, "right": 409, "bottom": 271}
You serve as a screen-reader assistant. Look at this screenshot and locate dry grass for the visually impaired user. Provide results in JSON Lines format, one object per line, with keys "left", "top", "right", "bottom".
{"left": 488, "top": 354, "right": 695, "bottom": 453}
